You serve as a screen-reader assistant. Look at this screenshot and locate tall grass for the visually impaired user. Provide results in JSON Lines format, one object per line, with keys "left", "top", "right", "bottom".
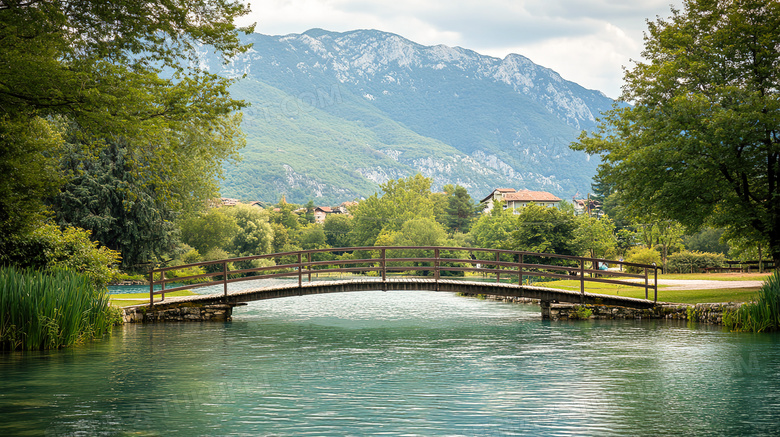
{"left": 0, "top": 266, "right": 121, "bottom": 351}
{"left": 724, "top": 270, "right": 780, "bottom": 332}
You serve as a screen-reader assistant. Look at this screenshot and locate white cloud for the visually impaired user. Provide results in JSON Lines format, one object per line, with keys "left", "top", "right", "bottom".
{"left": 238, "top": 0, "right": 684, "bottom": 99}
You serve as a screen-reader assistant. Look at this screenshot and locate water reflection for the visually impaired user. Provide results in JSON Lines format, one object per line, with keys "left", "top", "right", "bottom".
{"left": 1, "top": 290, "right": 779, "bottom": 436}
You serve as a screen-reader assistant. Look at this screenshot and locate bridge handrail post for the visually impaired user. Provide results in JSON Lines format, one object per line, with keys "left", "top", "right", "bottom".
{"left": 518, "top": 253, "right": 524, "bottom": 286}
{"left": 381, "top": 248, "right": 386, "bottom": 281}
{"left": 223, "top": 261, "right": 228, "bottom": 298}
{"left": 579, "top": 258, "right": 585, "bottom": 302}
{"left": 161, "top": 270, "right": 165, "bottom": 302}
{"left": 149, "top": 268, "right": 154, "bottom": 306}
{"left": 644, "top": 266, "right": 649, "bottom": 300}
{"left": 307, "top": 252, "right": 312, "bottom": 282}
{"left": 653, "top": 263, "right": 657, "bottom": 303}
{"left": 298, "top": 253, "right": 302, "bottom": 288}
{"left": 434, "top": 248, "right": 440, "bottom": 289}
{"left": 496, "top": 252, "right": 501, "bottom": 283}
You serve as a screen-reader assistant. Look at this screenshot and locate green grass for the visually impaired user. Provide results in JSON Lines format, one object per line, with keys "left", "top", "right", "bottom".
{"left": 110, "top": 290, "right": 197, "bottom": 307}
{"left": 536, "top": 278, "right": 761, "bottom": 304}
{"left": 659, "top": 272, "right": 771, "bottom": 281}
{"left": 724, "top": 271, "right": 780, "bottom": 332}
{"left": 1, "top": 267, "right": 121, "bottom": 351}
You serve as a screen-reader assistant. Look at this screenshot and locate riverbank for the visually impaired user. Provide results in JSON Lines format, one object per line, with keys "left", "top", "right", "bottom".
{"left": 472, "top": 294, "right": 742, "bottom": 325}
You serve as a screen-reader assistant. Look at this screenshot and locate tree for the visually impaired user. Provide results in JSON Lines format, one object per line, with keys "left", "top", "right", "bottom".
{"left": 0, "top": 1, "right": 252, "bottom": 251}
{"left": 444, "top": 185, "right": 478, "bottom": 233}
{"left": 574, "top": 215, "right": 617, "bottom": 261}
{"left": 323, "top": 214, "right": 354, "bottom": 248}
{"left": 226, "top": 204, "right": 274, "bottom": 256}
{"left": 683, "top": 227, "right": 729, "bottom": 255}
{"left": 511, "top": 204, "right": 578, "bottom": 261}
{"left": 51, "top": 141, "right": 179, "bottom": 269}
{"left": 571, "top": 0, "right": 780, "bottom": 266}
{"left": 349, "top": 174, "right": 436, "bottom": 246}
{"left": 179, "top": 208, "right": 239, "bottom": 255}
{"left": 469, "top": 202, "right": 516, "bottom": 251}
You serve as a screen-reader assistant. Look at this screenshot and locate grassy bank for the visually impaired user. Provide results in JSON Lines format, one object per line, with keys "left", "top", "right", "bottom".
{"left": 110, "top": 290, "right": 196, "bottom": 307}
{"left": 536, "top": 273, "right": 764, "bottom": 304}
{"left": 724, "top": 271, "right": 780, "bottom": 332}
{"left": 1, "top": 267, "right": 121, "bottom": 351}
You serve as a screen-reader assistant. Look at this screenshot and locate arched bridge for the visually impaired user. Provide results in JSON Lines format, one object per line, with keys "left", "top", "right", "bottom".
{"left": 138, "top": 247, "right": 661, "bottom": 319}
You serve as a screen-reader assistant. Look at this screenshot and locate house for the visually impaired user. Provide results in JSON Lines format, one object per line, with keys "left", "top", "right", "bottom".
{"left": 480, "top": 188, "right": 561, "bottom": 214}
{"left": 313, "top": 206, "right": 334, "bottom": 223}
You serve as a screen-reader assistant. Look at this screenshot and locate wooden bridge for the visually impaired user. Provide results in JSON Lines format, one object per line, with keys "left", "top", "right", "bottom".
{"left": 134, "top": 247, "right": 661, "bottom": 320}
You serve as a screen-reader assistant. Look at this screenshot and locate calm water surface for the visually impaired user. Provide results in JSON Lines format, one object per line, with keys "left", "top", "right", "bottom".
{"left": 2, "top": 290, "right": 779, "bottom": 436}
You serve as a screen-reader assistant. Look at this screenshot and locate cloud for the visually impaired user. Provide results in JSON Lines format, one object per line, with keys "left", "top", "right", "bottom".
{"left": 239, "top": 0, "right": 684, "bottom": 98}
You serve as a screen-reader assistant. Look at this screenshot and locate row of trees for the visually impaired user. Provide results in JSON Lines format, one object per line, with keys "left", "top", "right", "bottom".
{"left": 174, "top": 173, "right": 740, "bottom": 275}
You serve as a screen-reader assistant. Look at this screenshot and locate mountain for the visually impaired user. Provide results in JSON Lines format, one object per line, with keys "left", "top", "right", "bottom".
{"left": 199, "top": 29, "right": 615, "bottom": 204}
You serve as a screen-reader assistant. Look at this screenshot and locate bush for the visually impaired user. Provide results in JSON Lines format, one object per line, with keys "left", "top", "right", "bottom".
{"left": 0, "top": 223, "right": 120, "bottom": 288}
{"left": 725, "top": 270, "right": 780, "bottom": 332}
{"left": 625, "top": 247, "right": 661, "bottom": 273}
{"left": 666, "top": 251, "right": 727, "bottom": 273}
{"left": 0, "top": 267, "right": 121, "bottom": 350}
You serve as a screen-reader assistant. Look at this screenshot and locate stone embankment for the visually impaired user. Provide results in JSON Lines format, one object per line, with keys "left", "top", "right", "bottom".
{"left": 479, "top": 295, "right": 742, "bottom": 324}
{"left": 122, "top": 302, "right": 243, "bottom": 323}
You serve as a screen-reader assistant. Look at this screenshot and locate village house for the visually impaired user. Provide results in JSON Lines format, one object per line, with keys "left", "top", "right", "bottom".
{"left": 313, "top": 201, "right": 358, "bottom": 223}
{"left": 480, "top": 188, "right": 561, "bottom": 214}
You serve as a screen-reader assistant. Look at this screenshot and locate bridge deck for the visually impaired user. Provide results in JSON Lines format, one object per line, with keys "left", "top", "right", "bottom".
{"left": 132, "top": 278, "right": 658, "bottom": 311}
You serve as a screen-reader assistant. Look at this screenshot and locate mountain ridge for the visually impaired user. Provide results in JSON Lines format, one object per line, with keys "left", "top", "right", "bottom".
{"left": 203, "top": 29, "right": 615, "bottom": 204}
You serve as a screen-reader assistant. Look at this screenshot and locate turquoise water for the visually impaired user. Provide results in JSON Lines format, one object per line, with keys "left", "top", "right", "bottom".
{"left": 2, "top": 290, "right": 779, "bottom": 436}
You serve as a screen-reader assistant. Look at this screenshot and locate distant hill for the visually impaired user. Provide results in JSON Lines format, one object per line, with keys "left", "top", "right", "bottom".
{"left": 199, "top": 29, "right": 616, "bottom": 204}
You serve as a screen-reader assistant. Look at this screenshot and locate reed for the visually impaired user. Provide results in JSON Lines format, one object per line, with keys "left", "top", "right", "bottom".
{"left": 0, "top": 266, "right": 120, "bottom": 351}
{"left": 724, "top": 270, "right": 780, "bottom": 333}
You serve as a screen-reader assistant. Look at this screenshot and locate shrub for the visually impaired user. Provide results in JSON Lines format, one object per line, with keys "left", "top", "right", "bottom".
{"left": 724, "top": 270, "right": 780, "bottom": 332}
{"left": 0, "top": 267, "right": 120, "bottom": 350}
{"left": 0, "top": 222, "right": 120, "bottom": 288}
{"left": 666, "top": 251, "right": 727, "bottom": 273}
{"left": 625, "top": 247, "right": 661, "bottom": 273}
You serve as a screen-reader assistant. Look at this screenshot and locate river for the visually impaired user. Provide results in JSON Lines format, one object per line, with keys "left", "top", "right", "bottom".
{"left": 2, "top": 290, "right": 779, "bottom": 436}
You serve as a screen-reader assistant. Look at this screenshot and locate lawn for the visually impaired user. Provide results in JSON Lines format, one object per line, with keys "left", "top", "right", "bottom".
{"left": 110, "top": 289, "right": 196, "bottom": 307}
{"left": 535, "top": 274, "right": 765, "bottom": 304}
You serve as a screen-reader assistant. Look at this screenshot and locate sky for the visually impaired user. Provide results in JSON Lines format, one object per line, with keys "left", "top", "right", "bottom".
{"left": 237, "top": 0, "right": 685, "bottom": 99}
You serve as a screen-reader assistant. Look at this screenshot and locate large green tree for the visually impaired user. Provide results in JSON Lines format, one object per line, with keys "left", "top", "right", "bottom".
{"left": 0, "top": 1, "right": 252, "bottom": 249}
{"left": 349, "top": 174, "right": 436, "bottom": 247}
{"left": 571, "top": 0, "right": 780, "bottom": 265}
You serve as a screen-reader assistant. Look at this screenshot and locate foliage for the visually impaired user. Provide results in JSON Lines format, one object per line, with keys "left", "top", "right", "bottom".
{"left": 511, "top": 204, "right": 578, "bottom": 263}
{"left": 51, "top": 141, "right": 179, "bottom": 270}
{"left": 725, "top": 271, "right": 780, "bottom": 332}
{"left": 180, "top": 208, "right": 240, "bottom": 255}
{"left": 470, "top": 204, "right": 517, "bottom": 252}
{"left": 225, "top": 204, "right": 274, "bottom": 255}
{"left": 0, "top": 267, "right": 119, "bottom": 351}
{"left": 0, "top": 1, "right": 253, "bottom": 245}
{"left": 666, "top": 251, "right": 727, "bottom": 274}
{"left": 0, "top": 116, "right": 64, "bottom": 239}
{"left": 444, "top": 185, "right": 479, "bottom": 233}
{"left": 297, "top": 223, "right": 328, "bottom": 250}
{"left": 625, "top": 247, "right": 661, "bottom": 274}
{"left": 323, "top": 214, "right": 354, "bottom": 248}
{"left": 0, "top": 223, "right": 120, "bottom": 288}
{"left": 571, "top": 306, "right": 593, "bottom": 320}
{"left": 684, "top": 227, "right": 729, "bottom": 255}
{"left": 349, "top": 174, "right": 436, "bottom": 246}
{"left": 571, "top": 0, "right": 780, "bottom": 265}
{"left": 573, "top": 215, "right": 616, "bottom": 260}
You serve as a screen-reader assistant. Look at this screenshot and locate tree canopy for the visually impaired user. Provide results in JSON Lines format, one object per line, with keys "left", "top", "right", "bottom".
{"left": 0, "top": 1, "right": 253, "bottom": 260}
{"left": 571, "top": 0, "right": 780, "bottom": 265}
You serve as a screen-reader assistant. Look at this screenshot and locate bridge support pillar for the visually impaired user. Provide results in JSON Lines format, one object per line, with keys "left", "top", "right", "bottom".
{"left": 540, "top": 300, "right": 551, "bottom": 320}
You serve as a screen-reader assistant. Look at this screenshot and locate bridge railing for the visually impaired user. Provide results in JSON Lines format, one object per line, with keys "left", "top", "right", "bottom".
{"left": 148, "top": 246, "right": 660, "bottom": 305}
